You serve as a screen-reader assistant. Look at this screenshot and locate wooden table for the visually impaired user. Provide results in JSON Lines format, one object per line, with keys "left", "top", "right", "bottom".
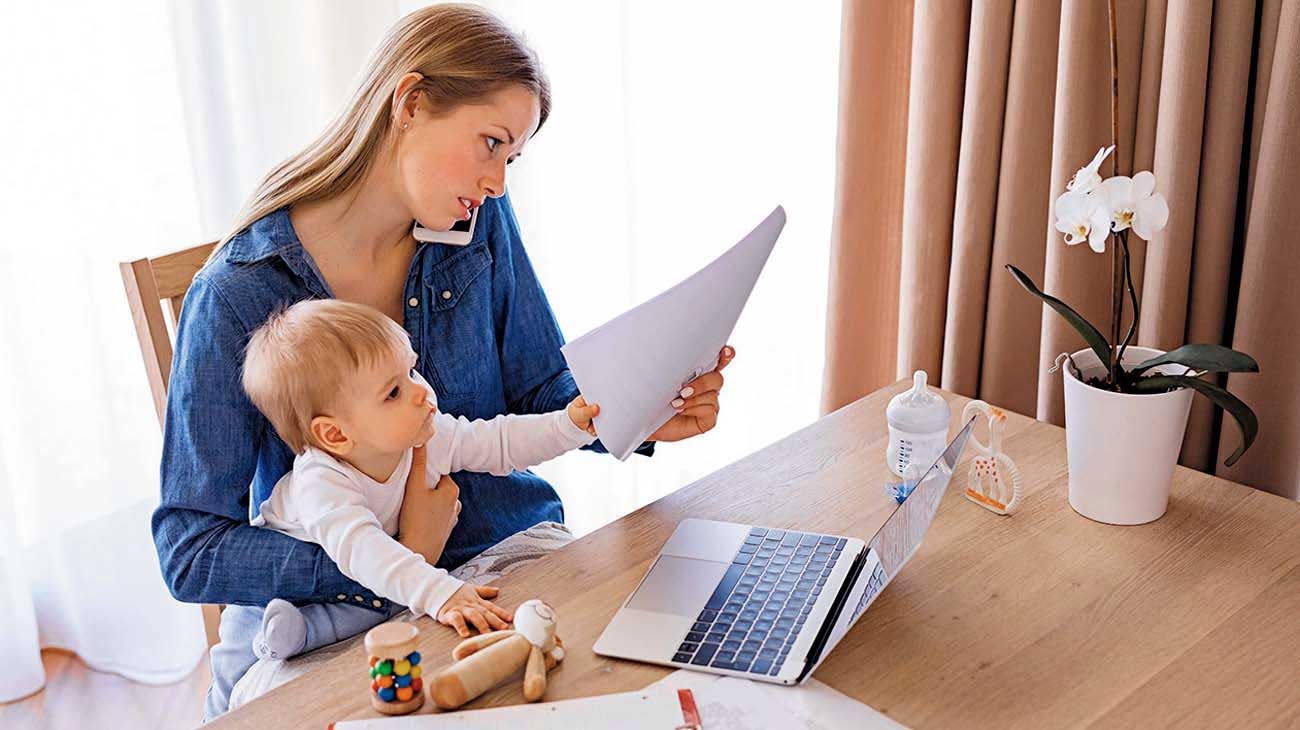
{"left": 210, "top": 380, "right": 1300, "bottom": 729}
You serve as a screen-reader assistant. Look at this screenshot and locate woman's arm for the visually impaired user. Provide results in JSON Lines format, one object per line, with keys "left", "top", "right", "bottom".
{"left": 483, "top": 193, "right": 653, "bottom": 456}
{"left": 397, "top": 450, "right": 459, "bottom": 566}
{"left": 152, "top": 276, "right": 370, "bottom": 606}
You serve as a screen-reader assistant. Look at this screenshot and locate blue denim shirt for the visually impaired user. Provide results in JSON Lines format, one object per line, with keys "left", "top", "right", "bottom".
{"left": 153, "top": 194, "right": 651, "bottom": 611}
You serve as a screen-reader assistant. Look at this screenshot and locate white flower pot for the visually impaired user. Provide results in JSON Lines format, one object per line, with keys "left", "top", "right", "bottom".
{"left": 1062, "top": 346, "right": 1194, "bottom": 525}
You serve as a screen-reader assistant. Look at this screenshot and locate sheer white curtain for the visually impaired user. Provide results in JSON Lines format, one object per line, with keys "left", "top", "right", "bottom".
{"left": 0, "top": 0, "right": 840, "bottom": 701}
{"left": 490, "top": 2, "right": 843, "bottom": 535}
{"left": 0, "top": 1, "right": 209, "bottom": 701}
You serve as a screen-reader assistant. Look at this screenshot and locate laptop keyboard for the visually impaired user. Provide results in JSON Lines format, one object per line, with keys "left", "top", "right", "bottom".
{"left": 672, "top": 527, "right": 846, "bottom": 677}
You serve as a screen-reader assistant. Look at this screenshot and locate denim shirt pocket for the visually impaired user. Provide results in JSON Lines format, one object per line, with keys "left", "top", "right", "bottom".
{"left": 421, "top": 243, "right": 495, "bottom": 397}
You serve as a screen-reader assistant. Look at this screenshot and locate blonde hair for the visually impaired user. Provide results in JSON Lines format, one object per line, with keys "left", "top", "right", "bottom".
{"left": 214, "top": 3, "right": 550, "bottom": 256}
{"left": 242, "top": 299, "right": 412, "bottom": 453}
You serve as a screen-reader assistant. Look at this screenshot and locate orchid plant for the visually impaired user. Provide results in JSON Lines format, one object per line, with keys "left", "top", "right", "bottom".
{"left": 1005, "top": 145, "right": 1259, "bottom": 467}
{"left": 1002, "top": 0, "right": 1259, "bottom": 469}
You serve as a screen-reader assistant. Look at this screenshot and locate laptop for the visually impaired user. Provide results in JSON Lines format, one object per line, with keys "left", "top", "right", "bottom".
{"left": 593, "top": 417, "right": 975, "bottom": 684}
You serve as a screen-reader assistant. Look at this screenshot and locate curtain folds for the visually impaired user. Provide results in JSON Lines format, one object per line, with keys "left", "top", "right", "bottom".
{"left": 824, "top": 0, "right": 1300, "bottom": 499}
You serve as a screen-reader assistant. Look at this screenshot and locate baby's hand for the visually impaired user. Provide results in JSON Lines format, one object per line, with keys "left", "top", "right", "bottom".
{"left": 436, "top": 584, "right": 513, "bottom": 636}
{"left": 567, "top": 396, "right": 600, "bottom": 436}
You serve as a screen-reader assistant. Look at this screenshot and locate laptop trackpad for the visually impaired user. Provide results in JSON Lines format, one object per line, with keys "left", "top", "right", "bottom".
{"left": 626, "top": 555, "right": 729, "bottom": 617}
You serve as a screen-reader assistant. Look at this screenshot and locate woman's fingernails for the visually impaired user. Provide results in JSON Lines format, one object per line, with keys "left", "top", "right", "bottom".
{"left": 680, "top": 386, "right": 695, "bottom": 398}
{"left": 725, "top": 346, "right": 734, "bottom": 357}
{"left": 671, "top": 398, "right": 685, "bottom": 408}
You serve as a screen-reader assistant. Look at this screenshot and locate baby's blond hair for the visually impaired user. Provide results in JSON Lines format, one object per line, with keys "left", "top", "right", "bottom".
{"left": 242, "top": 299, "right": 412, "bottom": 453}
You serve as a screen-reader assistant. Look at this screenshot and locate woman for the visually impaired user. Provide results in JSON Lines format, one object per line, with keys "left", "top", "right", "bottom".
{"left": 152, "top": 4, "right": 732, "bottom": 717}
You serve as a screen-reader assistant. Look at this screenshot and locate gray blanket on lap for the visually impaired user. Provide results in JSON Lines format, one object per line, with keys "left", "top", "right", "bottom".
{"left": 227, "top": 521, "right": 573, "bottom": 711}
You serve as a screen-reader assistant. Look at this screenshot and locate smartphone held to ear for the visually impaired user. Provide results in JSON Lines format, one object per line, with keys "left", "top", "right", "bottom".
{"left": 412, "top": 204, "right": 478, "bottom": 246}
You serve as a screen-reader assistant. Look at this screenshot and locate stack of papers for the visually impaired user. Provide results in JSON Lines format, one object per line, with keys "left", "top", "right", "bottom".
{"left": 561, "top": 206, "right": 787, "bottom": 460}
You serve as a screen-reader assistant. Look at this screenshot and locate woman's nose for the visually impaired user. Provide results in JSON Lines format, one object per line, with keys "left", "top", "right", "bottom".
{"left": 481, "top": 162, "right": 507, "bottom": 199}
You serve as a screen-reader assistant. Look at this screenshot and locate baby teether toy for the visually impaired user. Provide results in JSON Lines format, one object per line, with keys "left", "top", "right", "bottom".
{"left": 961, "top": 400, "right": 1022, "bottom": 515}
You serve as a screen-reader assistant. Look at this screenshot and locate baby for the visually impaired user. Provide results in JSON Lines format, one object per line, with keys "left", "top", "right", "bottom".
{"left": 213, "top": 299, "right": 597, "bottom": 704}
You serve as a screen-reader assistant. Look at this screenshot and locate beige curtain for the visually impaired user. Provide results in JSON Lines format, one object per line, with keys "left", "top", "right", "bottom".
{"left": 823, "top": 0, "right": 1300, "bottom": 499}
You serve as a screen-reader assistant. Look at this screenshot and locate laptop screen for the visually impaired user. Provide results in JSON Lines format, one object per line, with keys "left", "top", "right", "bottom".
{"left": 803, "top": 417, "right": 976, "bottom": 676}
{"left": 868, "top": 417, "right": 974, "bottom": 579}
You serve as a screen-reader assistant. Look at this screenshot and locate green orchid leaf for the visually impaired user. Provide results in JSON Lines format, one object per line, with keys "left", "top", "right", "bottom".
{"left": 1131, "top": 374, "right": 1258, "bottom": 467}
{"left": 1005, "top": 265, "right": 1111, "bottom": 367}
{"left": 1130, "top": 344, "right": 1260, "bottom": 376}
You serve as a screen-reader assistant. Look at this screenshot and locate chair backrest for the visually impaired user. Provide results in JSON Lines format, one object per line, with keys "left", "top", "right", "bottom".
{"left": 119, "top": 242, "right": 216, "bottom": 426}
{"left": 120, "top": 241, "right": 221, "bottom": 646}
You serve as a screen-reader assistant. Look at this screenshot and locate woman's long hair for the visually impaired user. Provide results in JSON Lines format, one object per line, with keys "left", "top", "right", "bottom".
{"left": 212, "top": 3, "right": 549, "bottom": 256}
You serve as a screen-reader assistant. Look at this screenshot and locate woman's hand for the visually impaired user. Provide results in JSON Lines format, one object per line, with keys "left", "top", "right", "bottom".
{"left": 648, "top": 345, "right": 735, "bottom": 443}
{"left": 436, "top": 584, "right": 514, "bottom": 636}
{"left": 397, "top": 445, "right": 459, "bottom": 565}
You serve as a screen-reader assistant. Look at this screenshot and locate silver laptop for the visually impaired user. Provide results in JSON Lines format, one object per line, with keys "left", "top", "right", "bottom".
{"left": 594, "top": 418, "right": 975, "bottom": 685}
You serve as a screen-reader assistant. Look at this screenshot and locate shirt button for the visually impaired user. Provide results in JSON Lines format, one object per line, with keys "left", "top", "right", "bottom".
{"left": 408, "top": 297, "right": 419, "bottom": 307}
{"left": 372, "top": 599, "right": 383, "bottom": 608}
{"left": 336, "top": 594, "right": 347, "bottom": 601}
{"left": 441, "top": 290, "right": 452, "bottom": 300}
{"left": 354, "top": 595, "right": 365, "bottom": 603}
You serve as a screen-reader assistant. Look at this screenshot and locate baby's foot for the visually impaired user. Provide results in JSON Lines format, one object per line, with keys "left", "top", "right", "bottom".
{"left": 253, "top": 598, "right": 307, "bottom": 661}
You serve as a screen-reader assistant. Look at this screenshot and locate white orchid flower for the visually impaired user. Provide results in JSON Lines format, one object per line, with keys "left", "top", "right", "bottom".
{"left": 1066, "top": 145, "right": 1115, "bottom": 194}
{"left": 1099, "top": 171, "right": 1169, "bottom": 240}
{"left": 1054, "top": 190, "right": 1112, "bottom": 253}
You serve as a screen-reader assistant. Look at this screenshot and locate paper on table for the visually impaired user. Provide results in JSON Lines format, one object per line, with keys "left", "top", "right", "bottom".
{"left": 561, "top": 206, "right": 787, "bottom": 460}
{"left": 646, "top": 670, "right": 910, "bottom": 730}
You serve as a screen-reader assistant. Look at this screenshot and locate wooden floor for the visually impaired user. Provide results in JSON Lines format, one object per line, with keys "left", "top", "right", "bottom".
{"left": 0, "top": 649, "right": 209, "bottom": 730}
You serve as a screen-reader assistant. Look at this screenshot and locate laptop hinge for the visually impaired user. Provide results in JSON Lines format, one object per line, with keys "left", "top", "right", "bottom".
{"left": 796, "top": 546, "right": 868, "bottom": 683}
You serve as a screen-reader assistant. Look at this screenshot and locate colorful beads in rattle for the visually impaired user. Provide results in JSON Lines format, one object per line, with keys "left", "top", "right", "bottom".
{"left": 364, "top": 623, "right": 425, "bottom": 715}
{"left": 369, "top": 650, "right": 423, "bottom": 704}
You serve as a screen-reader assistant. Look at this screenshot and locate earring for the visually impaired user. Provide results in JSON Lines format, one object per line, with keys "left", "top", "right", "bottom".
{"left": 401, "top": 122, "right": 409, "bottom": 131}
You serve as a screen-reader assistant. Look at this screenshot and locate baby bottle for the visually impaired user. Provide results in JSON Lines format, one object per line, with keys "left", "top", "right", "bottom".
{"left": 886, "top": 370, "right": 952, "bottom": 478}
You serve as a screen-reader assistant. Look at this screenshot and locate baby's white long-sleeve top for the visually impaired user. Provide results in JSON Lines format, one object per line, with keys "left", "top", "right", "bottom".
{"left": 251, "top": 409, "right": 594, "bottom": 618}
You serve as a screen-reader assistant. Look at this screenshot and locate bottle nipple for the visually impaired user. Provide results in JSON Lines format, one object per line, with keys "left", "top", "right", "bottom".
{"left": 910, "top": 370, "right": 928, "bottom": 399}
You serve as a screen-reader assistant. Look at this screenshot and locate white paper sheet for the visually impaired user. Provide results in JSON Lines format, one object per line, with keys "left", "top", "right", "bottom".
{"left": 646, "top": 670, "right": 910, "bottom": 730}
{"left": 561, "top": 206, "right": 787, "bottom": 460}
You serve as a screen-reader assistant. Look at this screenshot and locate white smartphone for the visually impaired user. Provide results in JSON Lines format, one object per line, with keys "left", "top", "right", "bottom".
{"left": 412, "top": 204, "right": 478, "bottom": 246}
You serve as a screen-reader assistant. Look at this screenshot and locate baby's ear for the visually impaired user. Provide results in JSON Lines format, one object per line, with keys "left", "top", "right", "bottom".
{"left": 310, "top": 415, "right": 353, "bottom": 457}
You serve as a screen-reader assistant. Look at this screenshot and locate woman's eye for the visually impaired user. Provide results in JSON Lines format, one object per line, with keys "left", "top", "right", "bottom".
{"left": 387, "top": 386, "right": 400, "bottom": 400}
{"left": 485, "top": 136, "right": 502, "bottom": 154}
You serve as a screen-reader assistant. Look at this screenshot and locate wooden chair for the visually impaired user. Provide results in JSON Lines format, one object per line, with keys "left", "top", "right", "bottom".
{"left": 120, "top": 241, "right": 222, "bottom": 646}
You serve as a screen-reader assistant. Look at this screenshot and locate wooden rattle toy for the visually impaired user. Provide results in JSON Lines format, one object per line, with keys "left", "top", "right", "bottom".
{"left": 364, "top": 623, "right": 425, "bottom": 715}
{"left": 429, "top": 599, "right": 565, "bottom": 710}
{"left": 961, "top": 400, "right": 1022, "bottom": 515}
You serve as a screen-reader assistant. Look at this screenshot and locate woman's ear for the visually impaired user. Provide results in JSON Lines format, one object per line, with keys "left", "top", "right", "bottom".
{"left": 392, "top": 72, "right": 425, "bottom": 126}
{"left": 310, "top": 415, "right": 353, "bottom": 457}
